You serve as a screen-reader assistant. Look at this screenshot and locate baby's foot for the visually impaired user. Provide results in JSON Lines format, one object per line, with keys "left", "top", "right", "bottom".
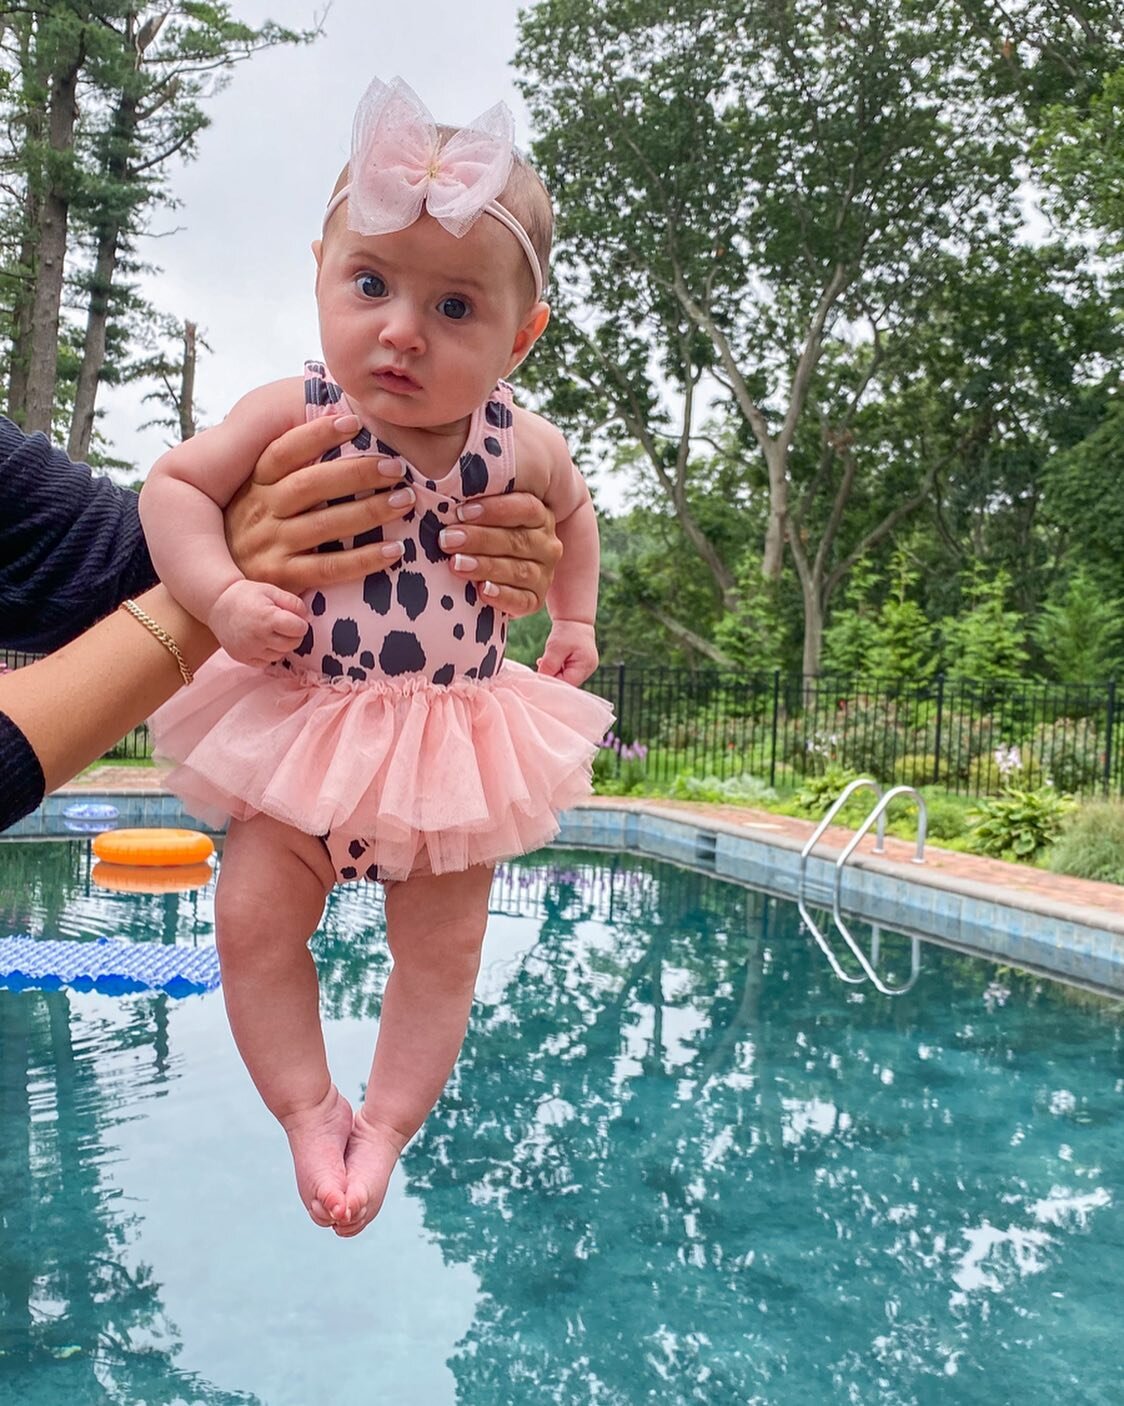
{"left": 279, "top": 1084, "right": 354, "bottom": 1228}
{"left": 334, "top": 1109, "right": 409, "bottom": 1238}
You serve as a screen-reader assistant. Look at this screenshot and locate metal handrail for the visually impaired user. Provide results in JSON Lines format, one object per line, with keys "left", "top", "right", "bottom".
{"left": 796, "top": 894, "right": 866, "bottom": 985}
{"left": 823, "top": 785, "right": 928, "bottom": 995}
{"left": 798, "top": 777, "right": 886, "bottom": 896}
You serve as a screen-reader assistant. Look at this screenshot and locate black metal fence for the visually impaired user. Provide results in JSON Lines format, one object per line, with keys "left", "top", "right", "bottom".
{"left": 3, "top": 647, "right": 1120, "bottom": 798}
{"left": 585, "top": 666, "right": 1123, "bottom": 799}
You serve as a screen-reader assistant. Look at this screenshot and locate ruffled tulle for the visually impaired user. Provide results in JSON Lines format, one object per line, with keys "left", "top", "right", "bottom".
{"left": 151, "top": 656, "right": 613, "bottom": 880}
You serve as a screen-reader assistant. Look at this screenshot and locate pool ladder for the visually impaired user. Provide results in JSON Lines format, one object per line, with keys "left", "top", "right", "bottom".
{"left": 796, "top": 779, "right": 927, "bottom": 996}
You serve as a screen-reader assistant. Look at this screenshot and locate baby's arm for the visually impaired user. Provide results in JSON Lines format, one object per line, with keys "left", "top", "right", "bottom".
{"left": 139, "top": 379, "right": 310, "bottom": 665}
{"left": 528, "top": 419, "right": 600, "bottom": 686}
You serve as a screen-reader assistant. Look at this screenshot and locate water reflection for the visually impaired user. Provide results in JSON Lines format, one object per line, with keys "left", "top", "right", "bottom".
{"left": 404, "top": 856, "right": 1123, "bottom": 1405}
{"left": 0, "top": 987, "right": 260, "bottom": 1404}
{"left": 0, "top": 844, "right": 1120, "bottom": 1405}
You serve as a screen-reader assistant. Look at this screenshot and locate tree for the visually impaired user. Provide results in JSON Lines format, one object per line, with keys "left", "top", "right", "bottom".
{"left": 0, "top": 3, "right": 316, "bottom": 448}
{"left": 942, "top": 567, "right": 1030, "bottom": 681}
{"left": 516, "top": 0, "right": 1046, "bottom": 674}
{"left": 1032, "top": 567, "right": 1123, "bottom": 682}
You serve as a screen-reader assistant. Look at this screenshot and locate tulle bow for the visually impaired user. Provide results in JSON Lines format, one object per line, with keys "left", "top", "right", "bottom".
{"left": 345, "top": 76, "right": 515, "bottom": 239}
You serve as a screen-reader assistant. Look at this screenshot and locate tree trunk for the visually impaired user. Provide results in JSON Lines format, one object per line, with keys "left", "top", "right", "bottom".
{"left": 67, "top": 231, "right": 119, "bottom": 461}
{"left": 23, "top": 53, "right": 83, "bottom": 435}
{"left": 179, "top": 321, "right": 197, "bottom": 441}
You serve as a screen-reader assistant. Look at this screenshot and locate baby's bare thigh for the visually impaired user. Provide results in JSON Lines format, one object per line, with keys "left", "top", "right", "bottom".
{"left": 215, "top": 815, "right": 334, "bottom": 949}
{"left": 383, "top": 864, "right": 495, "bottom": 959}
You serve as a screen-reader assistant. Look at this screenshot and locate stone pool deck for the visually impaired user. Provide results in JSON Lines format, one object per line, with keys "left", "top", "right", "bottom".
{"left": 42, "top": 765, "right": 1124, "bottom": 994}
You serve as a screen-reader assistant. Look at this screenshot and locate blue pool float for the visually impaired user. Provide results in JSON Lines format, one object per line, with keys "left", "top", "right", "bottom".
{"left": 63, "top": 801, "right": 120, "bottom": 835}
{"left": 0, "top": 935, "right": 220, "bottom": 997}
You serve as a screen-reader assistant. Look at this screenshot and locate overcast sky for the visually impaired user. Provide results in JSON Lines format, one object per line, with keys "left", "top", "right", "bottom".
{"left": 99, "top": 0, "right": 625, "bottom": 496}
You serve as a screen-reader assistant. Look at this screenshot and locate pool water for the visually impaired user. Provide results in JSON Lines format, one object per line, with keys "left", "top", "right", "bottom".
{"left": 0, "top": 840, "right": 1121, "bottom": 1405}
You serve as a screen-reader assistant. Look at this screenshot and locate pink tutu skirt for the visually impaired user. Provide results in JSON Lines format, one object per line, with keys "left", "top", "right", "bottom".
{"left": 151, "top": 656, "right": 614, "bottom": 880}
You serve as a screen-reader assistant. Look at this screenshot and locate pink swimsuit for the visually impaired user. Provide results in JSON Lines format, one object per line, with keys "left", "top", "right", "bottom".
{"left": 151, "top": 363, "right": 612, "bottom": 882}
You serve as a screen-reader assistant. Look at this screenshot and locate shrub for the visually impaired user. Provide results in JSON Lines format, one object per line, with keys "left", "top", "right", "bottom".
{"left": 795, "top": 764, "right": 863, "bottom": 817}
{"left": 894, "top": 753, "right": 938, "bottom": 786}
{"left": 968, "top": 785, "right": 1077, "bottom": 861}
{"left": 669, "top": 772, "right": 778, "bottom": 805}
{"left": 1047, "top": 803, "right": 1124, "bottom": 885}
{"left": 1028, "top": 723, "right": 1105, "bottom": 794}
{"left": 917, "top": 788, "right": 972, "bottom": 842}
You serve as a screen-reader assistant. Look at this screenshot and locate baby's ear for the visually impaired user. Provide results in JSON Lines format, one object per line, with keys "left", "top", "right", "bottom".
{"left": 507, "top": 301, "right": 551, "bottom": 374}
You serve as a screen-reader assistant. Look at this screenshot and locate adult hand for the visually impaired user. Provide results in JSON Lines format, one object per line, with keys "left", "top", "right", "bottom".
{"left": 441, "top": 492, "right": 562, "bottom": 619}
{"left": 224, "top": 414, "right": 412, "bottom": 593}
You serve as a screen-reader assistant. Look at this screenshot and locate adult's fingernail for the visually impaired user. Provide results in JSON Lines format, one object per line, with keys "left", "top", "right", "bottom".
{"left": 453, "top": 554, "right": 479, "bottom": 572}
{"left": 388, "top": 488, "right": 414, "bottom": 507}
{"left": 456, "top": 502, "right": 484, "bottom": 522}
{"left": 481, "top": 580, "right": 500, "bottom": 598}
{"left": 376, "top": 458, "right": 403, "bottom": 477}
{"left": 333, "top": 414, "right": 360, "bottom": 433}
{"left": 380, "top": 542, "right": 404, "bottom": 560}
{"left": 438, "top": 528, "right": 467, "bottom": 550}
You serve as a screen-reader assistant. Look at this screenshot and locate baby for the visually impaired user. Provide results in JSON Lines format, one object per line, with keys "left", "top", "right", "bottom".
{"left": 139, "top": 77, "right": 612, "bottom": 1236}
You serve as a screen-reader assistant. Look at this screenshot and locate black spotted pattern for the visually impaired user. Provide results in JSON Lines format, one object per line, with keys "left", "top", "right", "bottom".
{"left": 484, "top": 436, "right": 502, "bottom": 457}
{"left": 475, "top": 606, "right": 495, "bottom": 645}
{"left": 379, "top": 631, "right": 427, "bottom": 675}
{"left": 478, "top": 645, "right": 498, "bottom": 679}
{"left": 332, "top": 618, "right": 360, "bottom": 657}
{"left": 294, "top": 625, "right": 314, "bottom": 657}
{"left": 311, "top": 593, "right": 327, "bottom": 617}
{"left": 354, "top": 524, "right": 384, "bottom": 548}
{"left": 402, "top": 538, "right": 417, "bottom": 563}
{"left": 418, "top": 509, "right": 445, "bottom": 563}
{"left": 322, "top": 656, "right": 342, "bottom": 678}
{"left": 459, "top": 452, "right": 488, "bottom": 497}
{"left": 432, "top": 663, "right": 455, "bottom": 686}
{"left": 396, "top": 570, "right": 429, "bottom": 621}
{"left": 363, "top": 571, "right": 392, "bottom": 615}
{"left": 440, "top": 595, "right": 454, "bottom": 611}
{"left": 485, "top": 399, "right": 513, "bottom": 429}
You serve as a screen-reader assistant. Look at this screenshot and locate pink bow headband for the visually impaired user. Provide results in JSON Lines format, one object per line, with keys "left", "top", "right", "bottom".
{"left": 323, "top": 77, "right": 545, "bottom": 301}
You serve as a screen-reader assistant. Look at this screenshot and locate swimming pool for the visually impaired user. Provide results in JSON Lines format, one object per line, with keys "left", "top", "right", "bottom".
{"left": 1, "top": 839, "right": 1121, "bottom": 1405}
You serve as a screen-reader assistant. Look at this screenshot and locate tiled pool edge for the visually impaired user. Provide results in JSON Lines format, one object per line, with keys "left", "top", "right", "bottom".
{"left": 10, "top": 790, "right": 1123, "bottom": 995}
{"left": 559, "top": 804, "right": 1124, "bottom": 996}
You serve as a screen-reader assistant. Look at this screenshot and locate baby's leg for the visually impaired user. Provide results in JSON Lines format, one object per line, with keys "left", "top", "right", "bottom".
{"left": 215, "top": 814, "right": 353, "bottom": 1228}
{"left": 337, "top": 863, "right": 494, "bottom": 1238}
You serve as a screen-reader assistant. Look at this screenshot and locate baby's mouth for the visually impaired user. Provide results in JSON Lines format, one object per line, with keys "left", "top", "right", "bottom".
{"left": 373, "top": 367, "right": 420, "bottom": 394}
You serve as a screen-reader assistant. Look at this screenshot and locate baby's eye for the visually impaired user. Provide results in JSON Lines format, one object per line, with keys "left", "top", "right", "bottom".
{"left": 438, "top": 296, "right": 470, "bottom": 320}
{"left": 356, "top": 273, "right": 387, "bottom": 299}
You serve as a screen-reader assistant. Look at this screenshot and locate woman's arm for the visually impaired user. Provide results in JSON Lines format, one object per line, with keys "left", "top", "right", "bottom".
{"left": 1, "top": 585, "right": 212, "bottom": 799}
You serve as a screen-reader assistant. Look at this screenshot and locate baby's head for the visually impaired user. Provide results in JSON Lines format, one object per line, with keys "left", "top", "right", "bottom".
{"left": 323, "top": 132, "right": 553, "bottom": 314}
{"left": 313, "top": 79, "right": 553, "bottom": 429}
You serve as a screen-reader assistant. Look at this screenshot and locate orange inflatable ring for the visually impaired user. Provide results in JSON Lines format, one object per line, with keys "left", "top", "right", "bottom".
{"left": 92, "top": 828, "right": 214, "bottom": 868}
{"left": 92, "top": 860, "right": 215, "bottom": 894}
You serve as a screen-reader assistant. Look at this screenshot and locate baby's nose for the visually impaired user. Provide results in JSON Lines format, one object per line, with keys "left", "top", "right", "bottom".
{"left": 379, "top": 304, "right": 425, "bottom": 353}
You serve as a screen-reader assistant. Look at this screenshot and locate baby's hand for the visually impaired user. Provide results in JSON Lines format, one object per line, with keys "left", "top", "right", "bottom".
{"left": 537, "top": 620, "right": 599, "bottom": 686}
{"left": 208, "top": 579, "right": 309, "bottom": 666}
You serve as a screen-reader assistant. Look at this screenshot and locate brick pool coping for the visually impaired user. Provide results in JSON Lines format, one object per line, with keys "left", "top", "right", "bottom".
{"left": 39, "top": 766, "right": 1124, "bottom": 994}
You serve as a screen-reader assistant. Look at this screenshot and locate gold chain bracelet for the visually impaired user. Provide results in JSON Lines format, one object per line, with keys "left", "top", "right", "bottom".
{"left": 120, "top": 599, "right": 194, "bottom": 686}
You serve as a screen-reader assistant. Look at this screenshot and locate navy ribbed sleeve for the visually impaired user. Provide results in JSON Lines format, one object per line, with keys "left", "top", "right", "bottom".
{"left": 0, "top": 416, "right": 158, "bottom": 651}
{"left": 0, "top": 709, "right": 46, "bottom": 829}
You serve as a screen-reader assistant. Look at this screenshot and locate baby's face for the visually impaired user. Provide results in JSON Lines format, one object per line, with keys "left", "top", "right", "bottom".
{"left": 314, "top": 211, "right": 544, "bottom": 434}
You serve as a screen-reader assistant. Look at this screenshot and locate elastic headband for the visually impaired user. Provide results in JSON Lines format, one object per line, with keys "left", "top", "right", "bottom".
{"left": 323, "top": 76, "right": 545, "bottom": 301}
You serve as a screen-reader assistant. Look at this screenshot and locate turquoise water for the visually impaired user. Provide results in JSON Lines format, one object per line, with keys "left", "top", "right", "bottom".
{"left": 0, "top": 839, "right": 1121, "bottom": 1406}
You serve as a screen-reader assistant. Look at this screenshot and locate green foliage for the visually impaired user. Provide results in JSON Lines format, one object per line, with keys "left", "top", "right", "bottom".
{"left": 669, "top": 772, "right": 777, "bottom": 806}
{"left": 821, "top": 559, "right": 881, "bottom": 676}
{"left": 713, "top": 562, "right": 789, "bottom": 674}
{"left": 1032, "top": 568, "right": 1123, "bottom": 682}
{"left": 917, "top": 788, "right": 972, "bottom": 843}
{"left": 968, "top": 785, "right": 1076, "bottom": 860}
{"left": 1048, "top": 802, "right": 1124, "bottom": 886}
{"left": 794, "top": 764, "right": 863, "bottom": 818}
{"left": 942, "top": 569, "right": 1030, "bottom": 681}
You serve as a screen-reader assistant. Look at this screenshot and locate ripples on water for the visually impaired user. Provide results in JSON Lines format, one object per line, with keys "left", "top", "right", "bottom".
{"left": 0, "top": 839, "right": 1121, "bottom": 1405}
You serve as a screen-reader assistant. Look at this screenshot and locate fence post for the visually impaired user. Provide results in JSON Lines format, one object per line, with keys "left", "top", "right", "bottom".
{"left": 1104, "top": 678, "right": 1117, "bottom": 798}
{"left": 616, "top": 661, "right": 627, "bottom": 775}
{"left": 769, "top": 669, "right": 780, "bottom": 789}
{"left": 932, "top": 672, "right": 945, "bottom": 787}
